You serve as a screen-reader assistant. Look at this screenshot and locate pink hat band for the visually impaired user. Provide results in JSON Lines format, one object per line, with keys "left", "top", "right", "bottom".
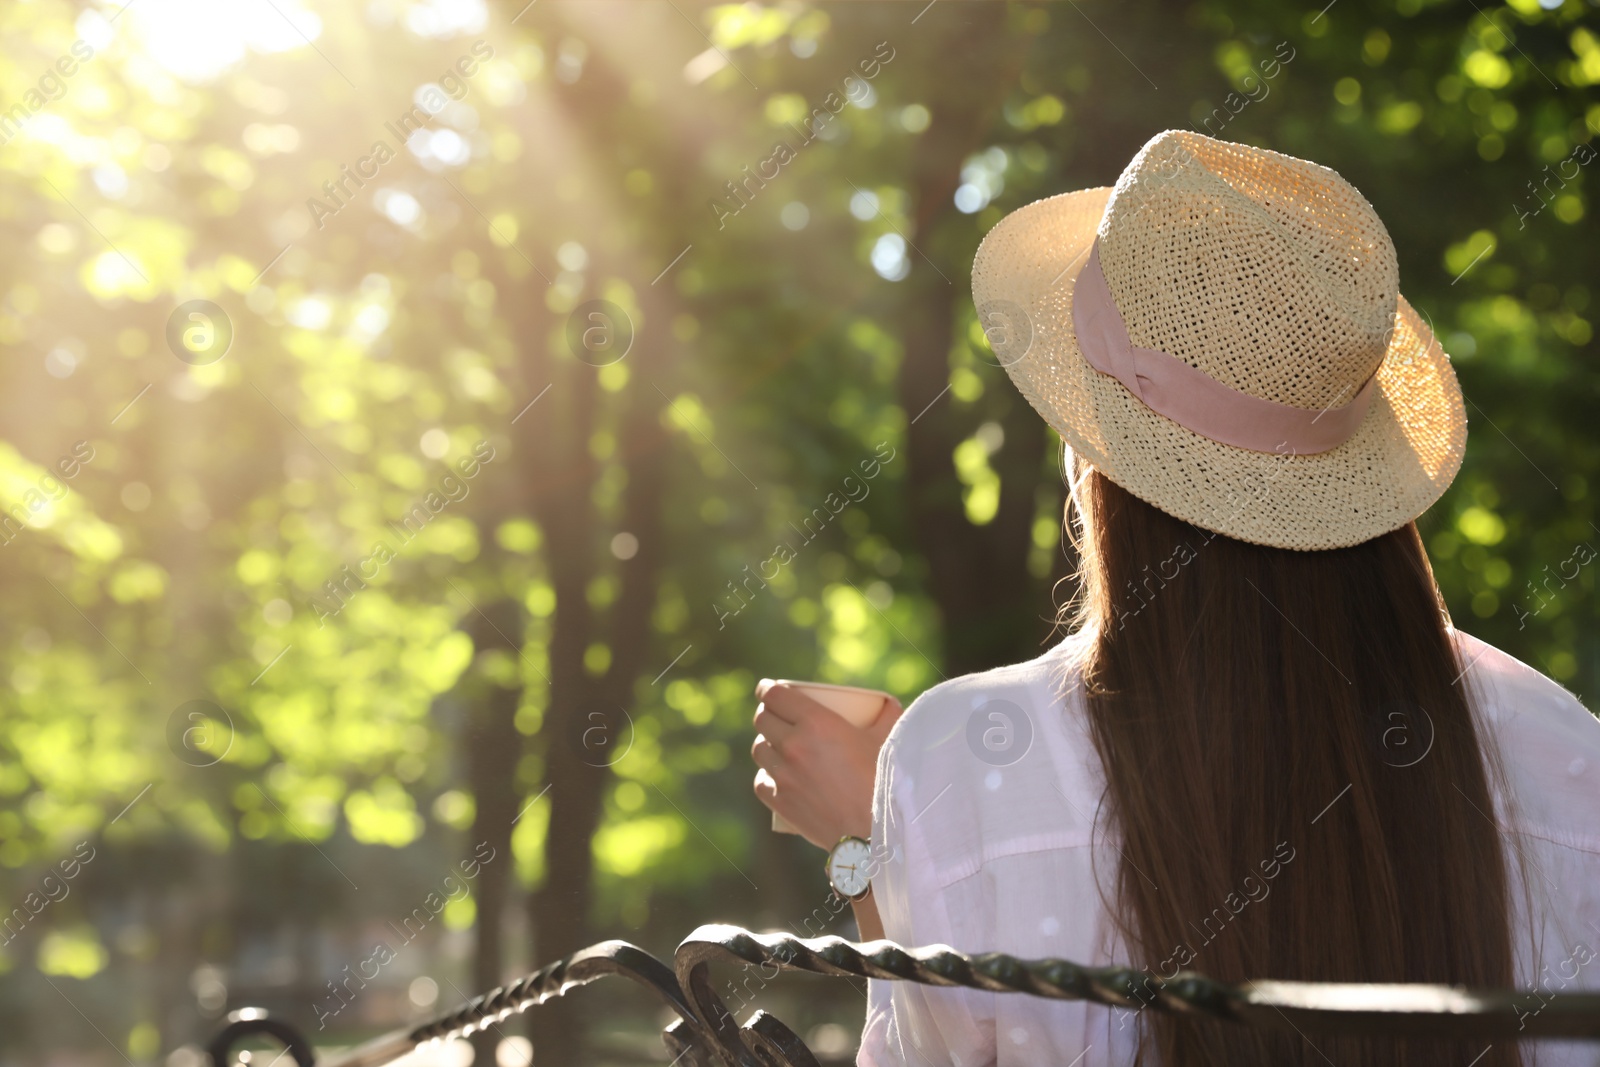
{"left": 1071, "top": 240, "right": 1378, "bottom": 456}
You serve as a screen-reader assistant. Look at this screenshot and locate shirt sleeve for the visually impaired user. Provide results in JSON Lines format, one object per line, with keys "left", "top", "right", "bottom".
{"left": 858, "top": 725, "right": 996, "bottom": 1067}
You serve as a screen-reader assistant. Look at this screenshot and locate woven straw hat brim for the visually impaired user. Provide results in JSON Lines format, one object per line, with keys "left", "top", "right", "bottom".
{"left": 973, "top": 187, "right": 1467, "bottom": 551}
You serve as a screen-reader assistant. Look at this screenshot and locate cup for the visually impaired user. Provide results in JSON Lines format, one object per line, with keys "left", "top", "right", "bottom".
{"left": 764, "top": 680, "right": 889, "bottom": 834}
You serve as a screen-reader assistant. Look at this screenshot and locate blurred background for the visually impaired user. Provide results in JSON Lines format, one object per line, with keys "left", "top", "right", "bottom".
{"left": 0, "top": 0, "right": 1595, "bottom": 1064}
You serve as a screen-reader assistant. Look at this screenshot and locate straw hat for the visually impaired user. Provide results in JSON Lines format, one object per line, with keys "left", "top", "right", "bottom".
{"left": 972, "top": 129, "right": 1466, "bottom": 551}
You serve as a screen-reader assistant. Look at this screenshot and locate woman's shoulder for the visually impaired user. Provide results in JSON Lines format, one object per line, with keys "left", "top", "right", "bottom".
{"left": 1452, "top": 628, "right": 1597, "bottom": 732}
{"left": 876, "top": 630, "right": 1103, "bottom": 878}
{"left": 884, "top": 629, "right": 1090, "bottom": 765}
{"left": 1451, "top": 628, "right": 1600, "bottom": 853}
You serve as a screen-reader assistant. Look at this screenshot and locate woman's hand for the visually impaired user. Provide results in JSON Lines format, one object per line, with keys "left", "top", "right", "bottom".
{"left": 750, "top": 680, "right": 903, "bottom": 850}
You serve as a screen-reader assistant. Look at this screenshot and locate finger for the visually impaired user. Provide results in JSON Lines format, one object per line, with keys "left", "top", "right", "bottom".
{"left": 752, "top": 768, "right": 779, "bottom": 808}
{"left": 753, "top": 705, "right": 796, "bottom": 742}
{"left": 751, "top": 734, "right": 787, "bottom": 772}
{"left": 756, "top": 682, "right": 834, "bottom": 726}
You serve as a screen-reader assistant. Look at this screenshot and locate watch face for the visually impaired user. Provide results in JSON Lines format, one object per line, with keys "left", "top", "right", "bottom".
{"left": 827, "top": 837, "right": 874, "bottom": 899}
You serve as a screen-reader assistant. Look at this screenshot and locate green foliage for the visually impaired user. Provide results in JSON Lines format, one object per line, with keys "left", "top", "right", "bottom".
{"left": 0, "top": 0, "right": 1594, "bottom": 1059}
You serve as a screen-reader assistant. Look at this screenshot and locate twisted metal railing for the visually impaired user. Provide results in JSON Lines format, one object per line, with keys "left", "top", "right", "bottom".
{"left": 207, "top": 923, "right": 1600, "bottom": 1067}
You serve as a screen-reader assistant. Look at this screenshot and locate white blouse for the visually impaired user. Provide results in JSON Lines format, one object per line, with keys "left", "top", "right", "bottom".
{"left": 860, "top": 628, "right": 1600, "bottom": 1067}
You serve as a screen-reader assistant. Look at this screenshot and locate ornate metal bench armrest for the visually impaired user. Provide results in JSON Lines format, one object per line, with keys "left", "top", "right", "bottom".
{"left": 206, "top": 924, "right": 1600, "bottom": 1067}
{"left": 676, "top": 924, "right": 1600, "bottom": 1048}
{"left": 208, "top": 939, "right": 711, "bottom": 1067}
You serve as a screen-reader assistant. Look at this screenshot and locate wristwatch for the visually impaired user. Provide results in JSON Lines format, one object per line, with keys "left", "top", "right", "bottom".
{"left": 825, "top": 835, "right": 874, "bottom": 901}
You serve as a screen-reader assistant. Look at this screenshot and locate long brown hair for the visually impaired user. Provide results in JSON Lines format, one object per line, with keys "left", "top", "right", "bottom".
{"left": 1065, "top": 455, "right": 1522, "bottom": 1066}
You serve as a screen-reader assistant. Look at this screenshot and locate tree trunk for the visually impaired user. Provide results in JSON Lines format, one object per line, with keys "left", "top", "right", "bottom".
{"left": 895, "top": 8, "right": 1050, "bottom": 677}
{"left": 463, "top": 599, "right": 524, "bottom": 1067}
{"left": 516, "top": 13, "right": 696, "bottom": 1058}
{"left": 524, "top": 331, "right": 602, "bottom": 1065}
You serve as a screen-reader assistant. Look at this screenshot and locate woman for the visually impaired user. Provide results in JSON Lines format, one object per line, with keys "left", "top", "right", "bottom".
{"left": 752, "top": 131, "right": 1600, "bottom": 1066}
